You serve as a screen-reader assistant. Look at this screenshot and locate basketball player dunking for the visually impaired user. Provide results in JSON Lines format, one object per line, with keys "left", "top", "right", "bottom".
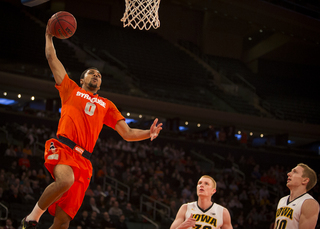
{"left": 21, "top": 19, "right": 162, "bottom": 229}
{"left": 170, "top": 175, "right": 233, "bottom": 229}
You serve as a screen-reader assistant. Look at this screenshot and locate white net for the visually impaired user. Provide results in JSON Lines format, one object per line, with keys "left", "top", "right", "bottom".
{"left": 121, "top": 0, "right": 161, "bottom": 30}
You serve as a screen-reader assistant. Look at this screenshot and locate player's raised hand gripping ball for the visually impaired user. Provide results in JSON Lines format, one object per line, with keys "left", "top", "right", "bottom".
{"left": 48, "top": 11, "right": 77, "bottom": 39}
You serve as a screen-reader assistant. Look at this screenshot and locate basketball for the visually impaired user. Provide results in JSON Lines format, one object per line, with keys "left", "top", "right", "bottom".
{"left": 48, "top": 11, "right": 77, "bottom": 39}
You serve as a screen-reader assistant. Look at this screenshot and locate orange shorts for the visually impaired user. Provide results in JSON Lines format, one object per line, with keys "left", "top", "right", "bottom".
{"left": 44, "top": 138, "right": 92, "bottom": 219}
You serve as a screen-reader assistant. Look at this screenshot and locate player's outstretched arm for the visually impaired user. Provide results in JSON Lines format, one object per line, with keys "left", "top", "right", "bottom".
{"left": 115, "top": 118, "right": 162, "bottom": 142}
{"left": 170, "top": 205, "right": 196, "bottom": 229}
{"left": 222, "top": 208, "right": 233, "bottom": 229}
{"left": 45, "top": 19, "right": 67, "bottom": 85}
{"left": 299, "top": 199, "right": 319, "bottom": 229}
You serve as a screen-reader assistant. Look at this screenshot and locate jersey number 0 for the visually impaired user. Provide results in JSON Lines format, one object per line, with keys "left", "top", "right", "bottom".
{"left": 85, "top": 102, "right": 96, "bottom": 116}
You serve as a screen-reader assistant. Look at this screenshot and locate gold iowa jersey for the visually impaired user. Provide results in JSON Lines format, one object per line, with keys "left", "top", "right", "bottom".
{"left": 275, "top": 193, "right": 315, "bottom": 229}
{"left": 185, "top": 201, "right": 224, "bottom": 229}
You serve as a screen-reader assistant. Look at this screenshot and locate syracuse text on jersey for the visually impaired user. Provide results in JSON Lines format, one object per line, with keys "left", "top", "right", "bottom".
{"left": 76, "top": 91, "right": 106, "bottom": 108}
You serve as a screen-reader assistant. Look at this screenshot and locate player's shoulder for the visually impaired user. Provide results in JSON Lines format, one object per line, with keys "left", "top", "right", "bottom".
{"left": 57, "top": 74, "right": 79, "bottom": 91}
{"left": 305, "top": 193, "right": 317, "bottom": 200}
{"left": 57, "top": 73, "right": 71, "bottom": 85}
{"left": 100, "top": 96, "right": 110, "bottom": 103}
{"left": 213, "top": 202, "right": 228, "bottom": 211}
{"left": 303, "top": 197, "right": 319, "bottom": 206}
{"left": 184, "top": 201, "right": 196, "bottom": 207}
{"left": 301, "top": 197, "right": 320, "bottom": 214}
{"left": 63, "top": 73, "right": 75, "bottom": 84}
{"left": 298, "top": 193, "right": 318, "bottom": 205}
{"left": 177, "top": 203, "right": 189, "bottom": 214}
{"left": 213, "top": 202, "right": 224, "bottom": 207}
{"left": 97, "top": 95, "right": 113, "bottom": 105}
{"left": 180, "top": 201, "right": 197, "bottom": 211}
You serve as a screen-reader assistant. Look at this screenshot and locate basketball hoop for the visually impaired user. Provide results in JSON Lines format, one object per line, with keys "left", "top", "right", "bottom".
{"left": 121, "top": 0, "right": 161, "bottom": 30}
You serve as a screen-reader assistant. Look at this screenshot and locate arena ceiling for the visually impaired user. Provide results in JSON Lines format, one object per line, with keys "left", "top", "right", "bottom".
{"left": 168, "top": 0, "right": 320, "bottom": 66}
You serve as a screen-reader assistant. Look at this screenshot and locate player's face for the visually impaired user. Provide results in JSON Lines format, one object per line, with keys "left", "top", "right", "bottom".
{"left": 81, "top": 69, "right": 102, "bottom": 91}
{"left": 287, "top": 165, "right": 308, "bottom": 188}
{"left": 197, "top": 177, "right": 216, "bottom": 197}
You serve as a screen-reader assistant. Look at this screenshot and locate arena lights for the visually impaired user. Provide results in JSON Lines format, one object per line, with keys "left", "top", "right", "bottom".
{"left": 2, "top": 92, "right": 36, "bottom": 101}
{"left": 117, "top": 110, "right": 274, "bottom": 141}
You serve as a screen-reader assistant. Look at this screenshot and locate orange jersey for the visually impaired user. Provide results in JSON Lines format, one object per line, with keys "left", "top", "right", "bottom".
{"left": 55, "top": 74, "right": 125, "bottom": 153}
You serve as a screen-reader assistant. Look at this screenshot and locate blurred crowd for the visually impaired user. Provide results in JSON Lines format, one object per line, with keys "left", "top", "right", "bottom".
{"left": 0, "top": 121, "right": 319, "bottom": 229}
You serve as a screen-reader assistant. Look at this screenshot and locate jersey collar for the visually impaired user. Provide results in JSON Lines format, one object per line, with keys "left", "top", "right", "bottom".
{"left": 197, "top": 202, "right": 214, "bottom": 213}
{"left": 80, "top": 87, "right": 98, "bottom": 96}
{"left": 287, "top": 193, "right": 307, "bottom": 205}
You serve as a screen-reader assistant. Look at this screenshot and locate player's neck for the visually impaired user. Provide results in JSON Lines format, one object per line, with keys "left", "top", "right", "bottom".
{"left": 289, "top": 186, "right": 307, "bottom": 201}
{"left": 82, "top": 85, "right": 99, "bottom": 94}
{"left": 197, "top": 197, "right": 213, "bottom": 210}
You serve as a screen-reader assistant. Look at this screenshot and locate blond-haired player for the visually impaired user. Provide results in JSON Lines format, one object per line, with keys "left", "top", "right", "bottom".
{"left": 170, "top": 175, "right": 233, "bottom": 229}
{"left": 274, "top": 163, "right": 319, "bottom": 229}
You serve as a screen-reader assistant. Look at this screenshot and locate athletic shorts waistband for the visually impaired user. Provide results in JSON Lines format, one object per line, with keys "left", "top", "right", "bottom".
{"left": 57, "top": 136, "right": 91, "bottom": 160}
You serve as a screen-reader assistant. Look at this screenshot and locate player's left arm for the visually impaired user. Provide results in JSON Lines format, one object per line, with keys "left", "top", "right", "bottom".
{"left": 115, "top": 118, "right": 162, "bottom": 141}
{"left": 221, "top": 208, "right": 233, "bottom": 229}
{"left": 299, "top": 199, "right": 319, "bottom": 229}
{"left": 45, "top": 19, "right": 67, "bottom": 86}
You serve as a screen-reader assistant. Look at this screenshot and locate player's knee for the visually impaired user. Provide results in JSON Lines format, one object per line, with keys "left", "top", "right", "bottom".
{"left": 59, "top": 221, "right": 70, "bottom": 229}
{"left": 56, "top": 178, "right": 74, "bottom": 192}
{"left": 53, "top": 164, "right": 75, "bottom": 191}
